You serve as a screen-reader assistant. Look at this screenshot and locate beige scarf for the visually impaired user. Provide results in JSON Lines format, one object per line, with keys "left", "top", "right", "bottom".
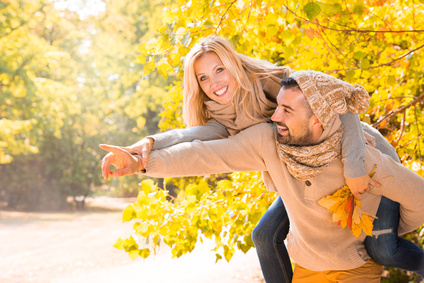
{"left": 276, "top": 125, "right": 343, "bottom": 180}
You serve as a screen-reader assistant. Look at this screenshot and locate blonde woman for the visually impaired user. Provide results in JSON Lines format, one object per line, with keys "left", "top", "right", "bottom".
{"left": 101, "top": 36, "right": 398, "bottom": 282}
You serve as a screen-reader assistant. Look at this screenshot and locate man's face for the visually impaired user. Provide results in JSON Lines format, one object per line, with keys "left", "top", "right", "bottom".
{"left": 271, "top": 87, "right": 316, "bottom": 146}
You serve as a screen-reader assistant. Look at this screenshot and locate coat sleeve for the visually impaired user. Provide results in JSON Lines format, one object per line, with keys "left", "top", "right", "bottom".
{"left": 367, "top": 147, "right": 424, "bottom": 234}
{"left": 149, "top": 119, "right": 230, "bottom": 150}
{"left": 143, "top": 123, "right": 272, "bottom": 178}
{"left": 339, "top": 112, "right": 367, "bottom": 178}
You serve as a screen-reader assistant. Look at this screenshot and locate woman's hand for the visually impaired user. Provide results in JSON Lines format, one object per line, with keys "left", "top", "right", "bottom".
{"left": 345, "top": 174, "right": 382, "bottom": 200}
{"left": 99, "top": 144, "right": 144, "bottom": 180}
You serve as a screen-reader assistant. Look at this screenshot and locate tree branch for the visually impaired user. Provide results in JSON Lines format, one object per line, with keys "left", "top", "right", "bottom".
{"left": 215, "top": 0, "right": 237, "bottom": 35}
{"left": 234, "top": 0, "right": 254, "bottom": 46}
{"left": 372, "top": 92, "right": 424, "bottom": 128}
{"left": 328, "top": 43, "right": 424, "bottom": 73}
{"left": 283, "top": 4, "right": 424, "bottom": 34}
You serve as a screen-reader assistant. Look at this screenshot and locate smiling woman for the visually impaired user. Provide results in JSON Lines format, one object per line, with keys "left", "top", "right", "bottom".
{"left": 194, "top": 52, "right": 237, "bottom": 105}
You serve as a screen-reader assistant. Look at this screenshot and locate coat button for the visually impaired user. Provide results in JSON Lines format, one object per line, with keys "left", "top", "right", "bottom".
{"left": 305, "top": 180, "right": 312, "bottom": 186}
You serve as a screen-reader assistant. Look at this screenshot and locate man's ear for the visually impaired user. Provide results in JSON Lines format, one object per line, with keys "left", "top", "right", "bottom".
{"left": 310, "top": 115, "right": 322, "bottom": 131}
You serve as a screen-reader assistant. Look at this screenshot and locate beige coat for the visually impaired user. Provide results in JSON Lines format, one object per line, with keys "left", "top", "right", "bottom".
{"left": 144, "top": 122, "right": 424, "bottom": 271}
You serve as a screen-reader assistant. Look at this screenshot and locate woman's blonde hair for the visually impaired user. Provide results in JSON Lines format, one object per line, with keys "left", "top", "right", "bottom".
{"left": 183, "top": 35, "right": 291, "bottom": 127}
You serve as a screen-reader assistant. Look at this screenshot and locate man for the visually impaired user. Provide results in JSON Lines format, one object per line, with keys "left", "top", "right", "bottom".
{"left": 100, "top": 71, "right": 424, "bottom": 280}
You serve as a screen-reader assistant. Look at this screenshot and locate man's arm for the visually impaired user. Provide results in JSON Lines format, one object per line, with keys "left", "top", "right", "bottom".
{"left": 144, "top": 123, "right": 273, "bottom": 178}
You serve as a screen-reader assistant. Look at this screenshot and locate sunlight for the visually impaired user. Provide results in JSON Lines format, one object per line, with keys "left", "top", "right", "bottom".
{"left": 54, "top": 0, "right": 106, "bottom": 19}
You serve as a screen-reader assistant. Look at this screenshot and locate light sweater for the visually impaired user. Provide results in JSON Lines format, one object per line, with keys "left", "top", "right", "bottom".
{"left": 144, "top": 122, "right": 424, "bottom": 271}
{"left": 150, "top": 76, "right": 374, "bottom": 179}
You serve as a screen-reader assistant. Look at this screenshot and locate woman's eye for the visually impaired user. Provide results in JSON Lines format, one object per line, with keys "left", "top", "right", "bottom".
{"left": 200, "top": 76, "right": 207, "bottom": 81}
{"left": 217, "top": 68, "right": 224, "bottom": 73}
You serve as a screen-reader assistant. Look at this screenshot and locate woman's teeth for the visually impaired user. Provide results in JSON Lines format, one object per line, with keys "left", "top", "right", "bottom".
{"left": 215, "top": 86, "right": 228, "bottom": 96}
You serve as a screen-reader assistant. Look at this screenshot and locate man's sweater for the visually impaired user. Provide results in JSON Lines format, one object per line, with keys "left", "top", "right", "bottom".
{"left": 144, "top": 122, "right": 424, "bottom": 271}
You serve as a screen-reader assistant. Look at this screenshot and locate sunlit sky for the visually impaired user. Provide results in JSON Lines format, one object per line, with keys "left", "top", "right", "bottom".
{"left": 54, "top": 0, "right": 106, "bottom": 19}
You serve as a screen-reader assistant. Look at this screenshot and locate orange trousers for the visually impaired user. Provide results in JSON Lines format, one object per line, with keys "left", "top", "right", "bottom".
{"left": 292, "top": 259, "right": 384, "bottom": 283}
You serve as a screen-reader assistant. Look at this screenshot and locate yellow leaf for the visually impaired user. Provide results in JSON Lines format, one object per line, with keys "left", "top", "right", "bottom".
{"left": 143, "top": 60, "right": 156, "bottom": 76}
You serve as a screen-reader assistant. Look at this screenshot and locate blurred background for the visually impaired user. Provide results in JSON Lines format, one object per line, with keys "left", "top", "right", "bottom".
{"left": 1, "top": 0, "right": 170, "bottom": 211}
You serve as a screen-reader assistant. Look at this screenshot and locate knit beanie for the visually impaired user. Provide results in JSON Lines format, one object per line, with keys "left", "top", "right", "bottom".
{"left": 290, "top": 71, "right": 370, "bottom": 129}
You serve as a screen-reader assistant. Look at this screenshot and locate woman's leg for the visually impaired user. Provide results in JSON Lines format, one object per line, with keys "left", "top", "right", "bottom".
{"left": 252, "top": 196, "right": 292, "bottom": 283}
{"left": 364, "top": 196, "right": 424, "bottom": 277}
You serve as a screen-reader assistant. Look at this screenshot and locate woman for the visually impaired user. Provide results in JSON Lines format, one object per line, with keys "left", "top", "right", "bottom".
{"left": 101, "top": 36, "right": 424, "bottom": 281}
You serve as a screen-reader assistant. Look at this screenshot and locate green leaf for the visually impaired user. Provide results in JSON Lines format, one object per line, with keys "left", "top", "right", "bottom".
{"left": 353, "top": 51, "right": 366, "bottom": 60}
{"left": 346, "top": 70, "right": 356, "bottom": 79}
{"left": 281, "top": 30, "right": 295, "bottom": 46}
{"left": 267, "top": 25, "right": 278, "bottom": 37}
{"left": 332, "top": 3, "right": 342, "bottom": 14}
{"left": 203, "top": 21, "right": 214, "bottom": 27}
{"left": 238, "top": 243, "right": 251, "bottom": 254}
{"left": 387, "top": 75, "right": 396, "bottom": 86}
{"left": 360, "top": 58, "right": 370, "bottom": 69}
{"left": 353, "top": 4, "right": 364, "bottom": 13}
{"left": 215, "top": 253, "right": 222, "bottom": 263}
{"left": 303, "top": 2, "right": 321, "bottom": 21}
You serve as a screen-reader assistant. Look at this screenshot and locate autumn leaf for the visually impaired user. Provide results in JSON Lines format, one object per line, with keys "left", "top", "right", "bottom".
{"left": 318, "top": 165, "right": 379, "bottom": 238}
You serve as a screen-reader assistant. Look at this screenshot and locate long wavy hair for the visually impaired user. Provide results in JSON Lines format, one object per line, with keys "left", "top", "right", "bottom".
{"left": 183, "top": 36, "right": 291, "bottom": 127}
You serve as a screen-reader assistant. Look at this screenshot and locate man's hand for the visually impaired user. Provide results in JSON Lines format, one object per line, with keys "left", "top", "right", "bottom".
{"left": 345, "top": 174, "right": 382, "bottom": 200}
{"left": 99, "top": 144, "right": 144, "bottom": 180}
{"left": 124, "top": 137, "right": 154, "bottom": 168}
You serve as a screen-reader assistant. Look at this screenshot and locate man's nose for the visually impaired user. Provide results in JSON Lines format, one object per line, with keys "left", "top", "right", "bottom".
{"left": 271, "top": 108, "right": 283, "bottom": 122}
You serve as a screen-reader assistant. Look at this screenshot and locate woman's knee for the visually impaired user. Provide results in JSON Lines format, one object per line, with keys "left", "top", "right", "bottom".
{"left": 252, "top": 222, "right": 270, "bottom": 247}
{"left": 252, "top": 216, "right": 289, "bottom": 247}
{"left": 365, "top": 234, "right": 398, "bottom": 265}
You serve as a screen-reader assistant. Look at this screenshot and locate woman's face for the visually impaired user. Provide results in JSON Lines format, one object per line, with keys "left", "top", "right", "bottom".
{"left": 194, "top": 52, "right": 237, "bottom": 105}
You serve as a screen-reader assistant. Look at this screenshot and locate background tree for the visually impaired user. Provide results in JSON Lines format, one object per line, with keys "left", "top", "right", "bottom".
{"left": 117, "top": 0, "right": 424, "bottom": 281}
{"left": 0, "top": 0, "right": 169, "bottom": 210}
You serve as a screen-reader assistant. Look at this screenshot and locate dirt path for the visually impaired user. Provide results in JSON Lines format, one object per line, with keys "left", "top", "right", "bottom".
{"left": 0, "top": 197, "right": 264, "bottom": 283}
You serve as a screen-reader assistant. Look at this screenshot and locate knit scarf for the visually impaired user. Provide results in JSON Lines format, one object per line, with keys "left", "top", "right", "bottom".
{"left": 276, "top": 125, "right": 344, "bottom": 181}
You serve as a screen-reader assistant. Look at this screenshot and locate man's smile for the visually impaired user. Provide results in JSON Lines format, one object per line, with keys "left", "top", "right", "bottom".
{"left": 276, "top": 123, "right": 288, "bottom": 135}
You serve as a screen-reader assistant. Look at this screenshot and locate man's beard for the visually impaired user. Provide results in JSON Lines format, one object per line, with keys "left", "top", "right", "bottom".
{"left": 276, "top": 123, "right": 315, "bottom": 146}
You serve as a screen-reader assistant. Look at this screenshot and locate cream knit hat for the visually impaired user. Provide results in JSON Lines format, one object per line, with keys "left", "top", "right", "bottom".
{"left": 290, "top": 71, "right": 370, "bottom": 129}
